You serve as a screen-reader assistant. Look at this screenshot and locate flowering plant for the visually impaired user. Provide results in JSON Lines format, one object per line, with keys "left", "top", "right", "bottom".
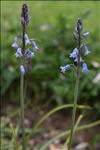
{"left": 12, "top": 4, "right": 39, "bottom": 150}
{"left": 12, "top": 4, "right": 39, "bottom": 75}
{"left": 60, "top": 18, "right": 90, "bottom": 150}
{"left": 60, "top": 18, "right": 90, "bottom": 75}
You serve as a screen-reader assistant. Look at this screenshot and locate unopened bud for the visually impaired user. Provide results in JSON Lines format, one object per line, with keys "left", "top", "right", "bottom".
{"left": 76, "top": 18, "right": 82, "bottom": 32}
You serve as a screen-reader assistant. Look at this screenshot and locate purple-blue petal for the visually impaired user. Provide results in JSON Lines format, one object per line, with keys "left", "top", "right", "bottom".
{"left": 60, "top": 64, "right": 71, "bottom": 73}
{"left": 25, "top": 49, "right": 34, "bottom": 58}
{"left": 83, "top": 45, "right": 90, "bottom": 56}
{"left": 24, "top": 34, "right": 30, "bottom": 45}
{"left": 15, "top": 48, "right": 23, "bottom": 58}
{"left": 31, "top": 40, "right": 39, "bottom": 51}
{"left": 82, "top": 63, "right": 89, "bottom": 74}
{"left": 70, "top": 48, "right": 78, "bottom": 59}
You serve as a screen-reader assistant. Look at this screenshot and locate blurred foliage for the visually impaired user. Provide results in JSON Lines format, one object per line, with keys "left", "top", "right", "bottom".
{"left": 90, "top": 134, "right": 100, "bottom": 149}
{"left": 1, "top": 1, "right": 100, "bottom": 114}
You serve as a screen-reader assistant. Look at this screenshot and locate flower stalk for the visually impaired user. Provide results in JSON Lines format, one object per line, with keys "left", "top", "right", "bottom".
{"left": 12, "top": 4, "right": 39, "bottom": 149}
{"left": 20, "top": 7, "right": 26, "bottom": 149}
{"left": 60, "top": 18, "right": 90, "bottom": 150}
{"left": 20, "top": 73, "right": 25, "bottom": 150}
{"left": 68, "top": 19, "right": 82, "bottom": 150}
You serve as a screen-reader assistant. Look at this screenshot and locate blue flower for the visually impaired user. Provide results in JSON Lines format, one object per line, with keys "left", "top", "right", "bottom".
{"left": 83, "top": 45, "right": 90, "bottom": 56}
{"left": 60, "top": 65, "right": 71, "bottom": 73}
{"left": 82, "top": 63, "right": 89, "bottom": 74}
{"left": 12, "top": 37, "right": 18, "bottom": 49}
{"left": 70, "top": 48, "right": 78, "bottom": 59}
{"left": 83, "top": 32, "right": 89, "bottom": 37}
{"left": 31, "top": 40, "right": 39, "bottom": 51}
{"left": 24, "top": 34, "right": 30, "bottom": 45}
{"left": 20, "top": 65, "right": 25, "bottom": 75}
{"left": 25, "top": 49, "right": 34, "bottom": 58}
{"left": 15, "top": 48, "right": 23, "bottom": 58}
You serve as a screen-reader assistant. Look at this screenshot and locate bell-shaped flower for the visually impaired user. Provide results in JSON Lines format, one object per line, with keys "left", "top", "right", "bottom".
{"left": 31, "top": 40, "right": 39, "bottom": 51}
{"left": 83, "top": 45, "right": 90, "bottom": 56}
{"left": 12, "top": 37, "right": 18, "bottom": 49}
{"left": 25, "top": 49, "right": 34, "bottom": 58}
{"left": 82, "top": 63, "right": 89, "bottom": 74}
{"left": 83, "top": 32, "right": 89, "bottom": 37}
{"left": 60, "top": 64, "right": 71, "bottom": 73}
{"left": 70, "top": 48, "right": 78, "bottom": 59}
{"left": 15, "top": 48, "right": 23, "bottom": 58}
{"left": 24, "top": 34, "right": 30, "bottom": 45}
{"left": 20, "top": 65, "right": 25, "bottom": 75}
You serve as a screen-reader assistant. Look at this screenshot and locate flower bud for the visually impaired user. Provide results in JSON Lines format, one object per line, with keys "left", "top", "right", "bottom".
{"left": 21, "top": 4, "right": 30, "bottom": 26}
{"left": 20, "top": 65, "right": 25, "bottom": 75}
{"left": 76, "top": 18, "right": 82, "bottom": 32}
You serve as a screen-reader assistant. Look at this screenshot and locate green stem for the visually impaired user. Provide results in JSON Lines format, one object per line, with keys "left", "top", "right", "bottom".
{"left": 63, "top": 115, "right": 83, "bottom": 150}
{"left": 20, "top": 21, "right": 26, "bottom": 150}
{"left": 68, "top": 31, "right": 81, "bottom": 150}
{"left": 68, "top": 74, "right": 80, "bottom": 150}
{"left": 20, "top": 74, "right": 25, "bottom": 150}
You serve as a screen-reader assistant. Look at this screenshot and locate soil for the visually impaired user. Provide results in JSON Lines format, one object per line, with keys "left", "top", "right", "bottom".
{"left": 1, "top": 103, "right": 100, "bottom": 150}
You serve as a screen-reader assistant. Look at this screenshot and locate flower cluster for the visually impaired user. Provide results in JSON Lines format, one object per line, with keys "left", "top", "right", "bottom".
{"left": 12, "top": 4, "right": 39, "bottom": 75}
{"left": 21, "top": 4, "right": 30, "bottom": 27}
{"left": 60, "top": 18, "right": 90, "bottom": 75}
